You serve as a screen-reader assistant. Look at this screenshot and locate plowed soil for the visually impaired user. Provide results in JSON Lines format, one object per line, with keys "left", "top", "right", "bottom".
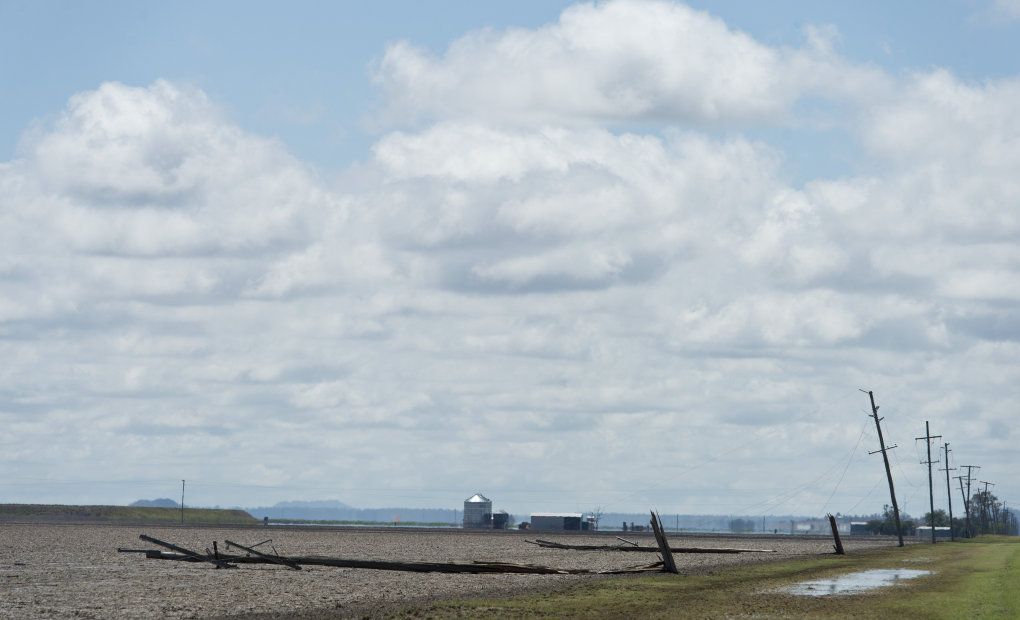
{"left": 0, "top": 524, "right": 896, "bottom": 618}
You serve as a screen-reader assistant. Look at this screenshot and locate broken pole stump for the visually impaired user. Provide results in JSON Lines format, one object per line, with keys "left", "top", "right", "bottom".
{"left": 827, "top": 514, "right": 845, "bottom": 555}
{"left": 649, "top": 511, "right": 679, "bottom": 574}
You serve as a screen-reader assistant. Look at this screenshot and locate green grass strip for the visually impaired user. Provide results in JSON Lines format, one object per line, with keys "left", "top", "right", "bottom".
{"left": 387, "top": 537, "right": 1020, "bottom": 619}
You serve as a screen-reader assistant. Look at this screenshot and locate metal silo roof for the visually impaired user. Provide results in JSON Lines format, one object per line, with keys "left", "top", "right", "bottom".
{"left": 465, "top": 493, "right": 490, "bottom": 503}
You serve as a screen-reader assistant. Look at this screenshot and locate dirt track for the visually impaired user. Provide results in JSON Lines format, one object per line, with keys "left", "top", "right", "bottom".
{"left": 0, "top": 524, "right": 898, "bottom": 618}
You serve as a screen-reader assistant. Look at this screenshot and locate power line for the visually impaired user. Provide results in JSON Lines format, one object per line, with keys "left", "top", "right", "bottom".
{"left": 819, "top": 422, "right": 869, "bottom": 514}
{"left": 600, "top": 389, "right": 861, "bottom": 511}
{"left": 847, "top": 474, "right": 885, "bottom": 513}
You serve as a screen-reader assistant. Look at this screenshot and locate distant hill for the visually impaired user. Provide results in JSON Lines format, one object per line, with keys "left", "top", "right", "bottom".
{"left": 272, "top": 499, "right": 351, "bottom": 509}
{"left": 130, "top": 498, "right": 179, "bottom": 508}
{"left": 246, "top": 501, "right": 458, "bottom": 524}
{"left": 0, "top": 504, "right": 258, "bottom": 525}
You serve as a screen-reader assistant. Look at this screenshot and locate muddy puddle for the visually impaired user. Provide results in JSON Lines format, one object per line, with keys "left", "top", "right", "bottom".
{"left": 785, "top": 568, "right": 932, "bottom": 596}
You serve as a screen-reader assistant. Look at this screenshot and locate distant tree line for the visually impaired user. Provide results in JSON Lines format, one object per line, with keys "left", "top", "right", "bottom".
{"left": 728, "top": 518, "right": 756, "bottom": 533}
{"left": 859, "top": 491, "right": 1018, "bottom": 537}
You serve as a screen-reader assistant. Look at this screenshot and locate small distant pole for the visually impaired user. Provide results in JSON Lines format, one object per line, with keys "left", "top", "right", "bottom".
{"left": 955, "top": 475, "right": 970, "bottom": 537}
{"left": 915, "top": 421, "right": 942, "bottom": 544}
{"left": 958, "top": 465, "right": 980, "bottom": 537}
{"left": 181, "top": 479, "right": 185, "bottom": 526}
{"left": 939, "top": 443, "right": 955, "bottom": 541}
{"left": 980, "top": 481, "right": 996, "bottom": 534}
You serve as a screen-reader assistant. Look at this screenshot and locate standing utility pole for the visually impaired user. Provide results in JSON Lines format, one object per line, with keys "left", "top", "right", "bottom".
{"left": 862, "top": 389, "right": 903, "bottom": 547}
{"left": 181, "top": 479, "right": 185, "bottom": 526}
{"left": 959, "top": 465, "right": 980, "bottom": 537}
{"left": 916, "top": 421, "right": 942, "bottom": 544}
{"left": 938, "top": 443, "right": 955, "bottom": 541}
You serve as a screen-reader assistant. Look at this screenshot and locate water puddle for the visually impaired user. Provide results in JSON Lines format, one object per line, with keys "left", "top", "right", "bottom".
{"left": 785, "top": 569, "right": 932, "bottom": 596}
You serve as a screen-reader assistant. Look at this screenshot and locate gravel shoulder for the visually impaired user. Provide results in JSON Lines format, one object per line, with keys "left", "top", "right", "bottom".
{"left": 0, "top": 523, "right": 899, "bottom": 618}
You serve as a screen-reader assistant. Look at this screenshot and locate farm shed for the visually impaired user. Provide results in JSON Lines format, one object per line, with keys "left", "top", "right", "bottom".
{"left": 530, "top": 512, "right": 584, "bottom": 531}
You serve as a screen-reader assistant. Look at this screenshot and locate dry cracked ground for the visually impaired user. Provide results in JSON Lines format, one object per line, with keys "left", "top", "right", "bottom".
{"left": 0, "top": 524, "right": 897, "bottom": 618}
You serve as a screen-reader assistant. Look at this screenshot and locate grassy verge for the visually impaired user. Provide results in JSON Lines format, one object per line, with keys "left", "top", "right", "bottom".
{"left": 391, "top": 537, "right": 1020, "bottom": 619}
{"left": 0, "top": 503, "right": 257, "bottom": 525}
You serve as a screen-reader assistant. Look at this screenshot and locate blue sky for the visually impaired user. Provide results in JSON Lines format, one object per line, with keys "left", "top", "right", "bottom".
{"left": 2, "top": 1, "right": 577, "bottom": 169}
{"left": 4, "top": 1, "right": 1018, "bottom": 176}
{"left": 1, "top": 0, "right": 1019, "bottom": 518}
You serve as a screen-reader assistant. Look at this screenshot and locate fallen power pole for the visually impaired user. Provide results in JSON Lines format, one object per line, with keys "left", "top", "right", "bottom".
{"left": 135, "top": 549, "right": 663, "bottom": 574}
{"left": 939, "top": 443, "right": 956, "bottom": 541}
{"left": 127, "top": 534, "right": 662, "bottom": 575}
{"left": 916, "top": 421, "right": 942, "bottom": 544}
{"left": 862, "top": 389, "right": 904, "bottom": 547}
{"left": 526, "top": 539, "right": 774, "bottom": 554}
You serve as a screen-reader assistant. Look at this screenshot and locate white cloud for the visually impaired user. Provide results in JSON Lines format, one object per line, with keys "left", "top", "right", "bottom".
{"left": 366, "top": 123, "right": 789, "bottom": 291}
{"left": 373, "top": 0, "right": 889, "bottom": 126}
{"left": 18, "top": 80, "right": 336, "bottom": 257}
{"left": 982, "top": 0, "right": 1020, "bottom": 22}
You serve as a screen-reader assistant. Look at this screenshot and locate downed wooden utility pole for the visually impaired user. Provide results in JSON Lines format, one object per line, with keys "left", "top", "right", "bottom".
{"left": 649, "top": 511, "right": 679, "bottom": 574}
{"left": 139, "top": 534, "right": 236, "bottom": 569}
{"left": 131, "top": 550, "right": 662, "bottom": 575}
{"left": 525, "top": 539, "right": 774, "bottom": 554}
{"left": 225, "top": 539, "right": 301, "bottom": 571}
{"left": 827, "top": 514, "right": 845, "bottom": 555}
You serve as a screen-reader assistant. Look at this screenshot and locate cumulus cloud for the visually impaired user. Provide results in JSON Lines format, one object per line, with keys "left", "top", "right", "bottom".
{"left": 17, "top": 80, "right": 338, "bottom": 258}
{"left": 373, "top": 0, "right": 889, "bottom": 126}
{"left": 366, "top": 123, "right": 789, "bottom": 292}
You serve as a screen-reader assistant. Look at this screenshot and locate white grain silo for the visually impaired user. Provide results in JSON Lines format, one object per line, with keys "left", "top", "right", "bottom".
{"left": 463, "top": 493, "right": 492, "bottom": 528}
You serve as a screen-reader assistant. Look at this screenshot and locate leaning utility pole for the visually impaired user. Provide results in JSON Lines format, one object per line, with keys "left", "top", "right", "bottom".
{"left": 939, "top": 443, "right": 955, "bottom": 541}
{"left": 862, "top": 389, "right": 903, "bottom": 547}
{"left": 181, "top": 479, "right": 186, "bottom": 526}
{"left": 916, "top": 421, "right": 942, "bottom": 544}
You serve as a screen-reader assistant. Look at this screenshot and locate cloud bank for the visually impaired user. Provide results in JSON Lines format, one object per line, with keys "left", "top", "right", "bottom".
{"left": 2, "top": 0, "right": 1018, "bottom": 515}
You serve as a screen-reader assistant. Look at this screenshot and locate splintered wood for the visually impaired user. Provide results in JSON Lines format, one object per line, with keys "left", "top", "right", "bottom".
{"left": 650, "top": 511, "right": 679, "bottom": 574}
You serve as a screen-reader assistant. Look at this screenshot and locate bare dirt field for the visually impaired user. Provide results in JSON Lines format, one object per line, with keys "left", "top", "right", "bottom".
{"left": 0, "top": 524, "right": 898, "bottom": 618}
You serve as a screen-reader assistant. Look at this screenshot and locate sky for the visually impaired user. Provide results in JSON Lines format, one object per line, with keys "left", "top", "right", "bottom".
{"left": 1, "top": 0, "right": 1019, "bottom": 519}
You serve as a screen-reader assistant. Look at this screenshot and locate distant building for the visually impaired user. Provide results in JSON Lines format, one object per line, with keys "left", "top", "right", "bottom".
{"left": 916, "top": 526, "right": 951, "bottom": 539}
{"left": 463, "top": 493, "right": 492, "bottom": 529}
{"left": 849, "top": 521, "right": 870, "bottom": 535}
{"left": 491, "top": 511, "right": 512, "bottom": 530}
{"left": 530, "top": 512, "right": 584, "bottom": 531}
